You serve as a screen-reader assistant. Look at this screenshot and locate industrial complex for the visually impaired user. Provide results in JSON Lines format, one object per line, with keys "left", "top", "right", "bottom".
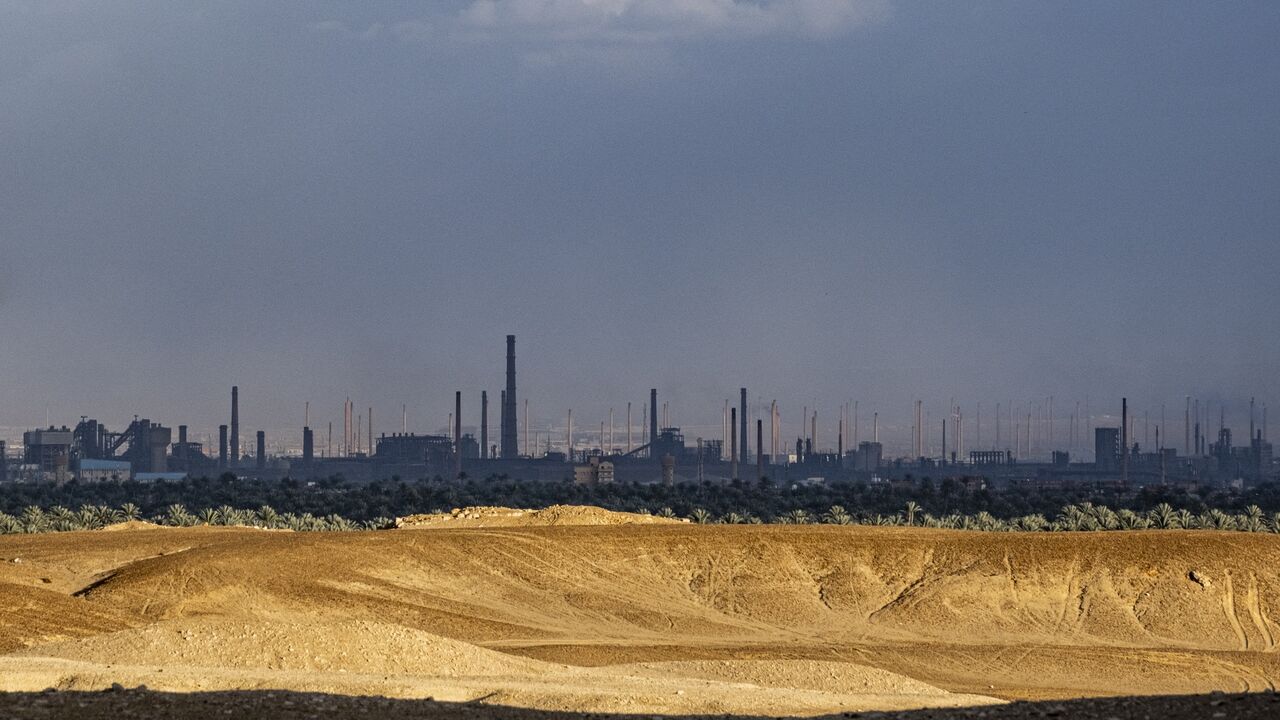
{"left": 1, "top": 336, "right": 1273, "bottom": 492}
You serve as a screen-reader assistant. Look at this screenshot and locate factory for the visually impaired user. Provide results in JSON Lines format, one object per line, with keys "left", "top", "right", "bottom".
{"left": 1, "top": 337, "right": 1274, "bottom": 491}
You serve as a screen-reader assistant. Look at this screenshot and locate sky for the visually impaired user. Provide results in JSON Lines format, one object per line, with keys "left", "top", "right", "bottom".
{"left": 1, "top": 1, "right": 1277, "bottom": 454}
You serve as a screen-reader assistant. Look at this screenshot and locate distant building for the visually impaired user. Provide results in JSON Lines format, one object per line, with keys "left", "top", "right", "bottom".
{"left": 375, "top": 433, "right": 452, "bottom": 465}
{"left": 573, "top": 456, "right": 614, "bottom": 485}
{"left": 1094, "top": 428, "right": 1120, "bottom": 470}
{"left": 76, "top": 458, "right": 132, "bottom": 482}
{"left": 854, "top": 441, "right": 883, "bottom": 472}
{"left": 970, "top": 450, "right": 1013, "bottom": 466}
{"left": 23, "top": 427, "right": 73, "bottom": 474}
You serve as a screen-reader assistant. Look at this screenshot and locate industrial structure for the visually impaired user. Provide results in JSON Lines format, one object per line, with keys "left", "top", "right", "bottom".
{"left": 2, "top": 336, "right": 1274, "bottom": 491}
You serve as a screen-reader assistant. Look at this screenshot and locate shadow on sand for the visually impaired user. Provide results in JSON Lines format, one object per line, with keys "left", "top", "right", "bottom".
{"left": 0, "top": 688, "right": 1276, "bottom": 719}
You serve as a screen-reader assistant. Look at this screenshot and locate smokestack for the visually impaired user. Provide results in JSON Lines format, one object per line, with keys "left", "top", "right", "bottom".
{"left": 1185, "top": 397, "right": 1191, "bottom": 456}
{"left": 455, "top": 391, "right": 463, "bottom": 477}
{"left": 740, "top": 388, "right": 748, "bottom": 464}
{"left": 626, "top": 402, "right": 632, "bottom": 453}
{"left": 756, "top": 418, "right": 763, "bottom": 481}
{"left": 1121, "top": 397, "right": 1129, "bottom": 485}
{"left": 502, "top": 335, "right": 518, "bottom": 458}
{"left": 838, "top": 409, "right": 843, "bottom": 465}
{"left": 303, "top": 426, "right": 314, "bottom": 466}
{"left": 256, "top": 431, "right": 265, "bottom": 470}
{"left": 730, "top": 407, "right": 738, "bottom": 481}
{"left": 481, "top": 391, "right": 489, "bottom": 460}
{"left": 230, "top": 386, "right": 239, "bottom": 464}
{"left": 218, "top": 425, "right": 228, "bottom": 469}
{"left": 649, "top": 389, "right": 658, "bottom": 459}
{"left": 177, "top": 425, "right": 187, "bottom": 467}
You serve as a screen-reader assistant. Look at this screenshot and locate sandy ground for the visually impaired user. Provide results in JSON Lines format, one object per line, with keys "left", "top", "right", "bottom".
{"left": 3, "top": 507, "right": 1280, "bottom": 716}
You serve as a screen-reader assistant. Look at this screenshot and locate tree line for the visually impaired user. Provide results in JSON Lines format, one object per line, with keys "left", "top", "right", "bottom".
{"left": 3, "top": 473, "right": 1280, "bottom": 534}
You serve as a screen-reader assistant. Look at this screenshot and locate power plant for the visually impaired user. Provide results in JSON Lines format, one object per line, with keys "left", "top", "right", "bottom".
{"left": 0, "top": 335, "right": 1273, "bottom": 491}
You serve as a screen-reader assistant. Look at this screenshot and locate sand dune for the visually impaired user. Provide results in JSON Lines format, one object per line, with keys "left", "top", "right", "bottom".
{"left": 3, "top": 511, "right": 1280, "bottom": 714}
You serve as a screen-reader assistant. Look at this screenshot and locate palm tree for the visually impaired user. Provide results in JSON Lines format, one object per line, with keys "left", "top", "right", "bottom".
{"left": 1237, "top": 514, "right": 1265, "bottom": 533}
{"left": 1115, "top": 509, "right": 1148, "bottom": 530}
{"left": 778, "top": 509, "right": 811, "bottom": 525}
{"left": 1174, "top": 508, "right": 1196, "bottom": 529}
{"left": 215, "top": 505, "right": 239, "bottom": 526}
{"left": 323, "top": 514, "right": 355, "bottom": 531}
{"left": 1015, "top": 514, "right": 1048, "bottom": 531}
{"left": 973, "top": 511, "right": 1000, "bottom": 531}
{"left": 720, "top": 511, "right": 746, "bottom": 524}
{"left": 256, "top": 505, "right": 280, "bottom": 529}
{"left": 655, "top": 507, "right": 677, "bottom": 519}
{"left": 688, "top": 508, "right": 713, "bottom": 524}
{"left": 904, "top": 501, "right": 921, "bottom": 527}
{"left": 1091, "top": 505, "right": 1119, "bottom": 531}
{"left": 20, "top": 506, "right": 48, "bottom": 533}
{"left": 1269, "top": 513, "right": 1280, "bottom": 534}
{"left": 0, "top": 512, "right": 20, "bottom": 534}
{"left": 1148, "top": 503, "right": 1177, "bottom": 529}
{"left": 822, "top": 506, "right": 853, "bottom": 525}
{"left": 1203, "top": 509, "right": 1234, "bottom": 531}
{"left": 197, "top": 507, "right": 218, "bottom": 526}
{"left": 119, "top": 503, "right": 142, "bottom": 522}
{"left": 165, "top": 504, "right": 193, "bottom": 527}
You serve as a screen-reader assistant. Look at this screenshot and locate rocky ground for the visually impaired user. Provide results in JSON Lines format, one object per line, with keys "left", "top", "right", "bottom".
{"left": 0, "top": 688, "right": 1278, "bottom": 719}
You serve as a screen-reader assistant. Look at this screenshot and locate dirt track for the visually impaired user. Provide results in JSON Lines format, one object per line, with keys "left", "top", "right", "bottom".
{"left": 3, "top": 511, "right": 1280, "bottom": 715}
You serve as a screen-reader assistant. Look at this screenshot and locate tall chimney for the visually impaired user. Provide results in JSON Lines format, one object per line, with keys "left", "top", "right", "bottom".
{"left": 230, "top": 386, "right": 239, "bottom": 464}
{"left": 177, "top": 425, "right": 188, "bottom": 468}
{"left": 730, "top": 407, "right": 738, "bottom": 481}
{"left": 481, "top": 391, "right": 489, "bottom": 460}
{"left": 740, "top": 388, "right": 748, "bottom": 464}
{"left": 218, "top": 425, "right": 228, "bottom": 469}
{"left": 1121, "top": 397, "right": 1129, "bottom": 485}
{"left": 303, "top": 426, "right": 314, "bottom": 466}
{"left": 502, "top": 335, "right": 518, "bottom": 458}
{"left": 649, "top": 389, "right": 658, "bottom": 458}
{"left": 455, "top": 391, "right": 463, "bottom": 477}
{"left": 756, "top": 418, "right": 764, "bottom": 481}
{"left": 256, "top": 431, "right": 266, "bottom": 470}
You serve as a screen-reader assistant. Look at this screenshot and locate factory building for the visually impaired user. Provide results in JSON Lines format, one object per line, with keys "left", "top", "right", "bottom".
{"left": 573, "top": 457, "right": 614, "bottom": 485}
{"left": 1094, "top": 427, "right": 1120, "bottom": 470}
{"left": 23, "top": 427, "right": 73, "bottom": 474}
{"left": 375, "top": 433, "right": 453, "bottom": 466}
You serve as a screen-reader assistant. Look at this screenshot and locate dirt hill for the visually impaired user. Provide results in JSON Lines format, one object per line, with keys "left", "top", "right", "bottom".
{"left": 2, "top": 509, "right": 1280, "bottom": 713}
{"left": 396, "top": 504, "right": 684, "bottom": 528}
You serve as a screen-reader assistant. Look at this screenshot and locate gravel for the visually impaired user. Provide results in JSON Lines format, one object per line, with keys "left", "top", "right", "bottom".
{"left": 0, "top": 689, "right": 1278, "bottom": 720}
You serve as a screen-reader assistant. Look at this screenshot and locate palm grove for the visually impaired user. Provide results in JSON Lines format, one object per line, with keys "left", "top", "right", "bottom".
{"left": 5, "top": 473, "right": 1280, "bottom": 534}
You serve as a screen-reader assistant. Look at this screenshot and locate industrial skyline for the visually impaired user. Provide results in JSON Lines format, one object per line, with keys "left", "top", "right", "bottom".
{"left": 3, "top": 332, "right": 1270, "bottom": 467}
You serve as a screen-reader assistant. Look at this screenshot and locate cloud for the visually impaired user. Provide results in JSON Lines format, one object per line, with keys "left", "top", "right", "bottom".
{"left": 454, "top": 0, "right": 889, "bottom": 42}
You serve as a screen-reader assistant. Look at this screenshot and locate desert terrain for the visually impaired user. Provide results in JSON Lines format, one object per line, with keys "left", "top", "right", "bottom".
{"left": 3, "top": 505, "right": 1280, "bottom": 717}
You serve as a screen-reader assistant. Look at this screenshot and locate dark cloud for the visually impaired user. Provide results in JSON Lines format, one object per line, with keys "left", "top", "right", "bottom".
{"left": 1, "top": 1, "right": 1277, "bottom": 451}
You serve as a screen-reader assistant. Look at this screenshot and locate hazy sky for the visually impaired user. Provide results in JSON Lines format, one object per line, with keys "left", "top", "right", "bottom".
{"left": 1, "top": 1, "right": 1277, "bottom": 452}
